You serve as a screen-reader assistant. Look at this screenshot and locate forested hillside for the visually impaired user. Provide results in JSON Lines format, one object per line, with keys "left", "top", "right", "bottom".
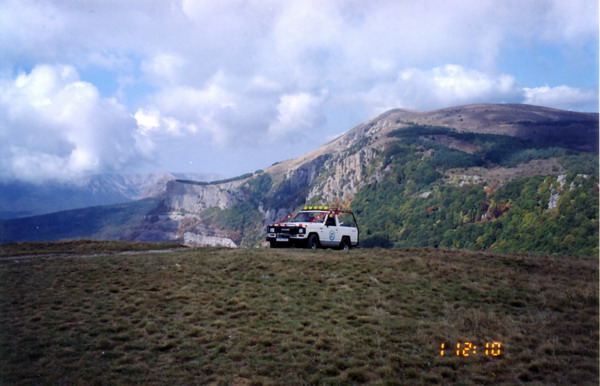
{"left": 351, "top": 125, "right": 598, "bottom": 255}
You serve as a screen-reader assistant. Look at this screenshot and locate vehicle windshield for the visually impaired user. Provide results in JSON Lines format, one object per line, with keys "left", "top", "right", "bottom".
{"left": 289, "top": 211, "right": 325, "bottom": 223}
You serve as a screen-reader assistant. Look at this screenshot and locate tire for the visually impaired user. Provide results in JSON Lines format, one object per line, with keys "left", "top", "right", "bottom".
{"left": 339, "top": 237, "right": 351, "bottom": 251}
{"left": 269, "top": 241, "right": 280, "bottom": 248}
{"left": 306, "top": 234, "right": 319, "bottom": 249}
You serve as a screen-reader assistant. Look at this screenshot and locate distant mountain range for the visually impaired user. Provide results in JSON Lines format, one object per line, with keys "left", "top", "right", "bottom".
{"left": 1, "top": 104, "right": 598, "bottom": 256}
{"left": 0, "top": 172, "right": 220, "bottom": 219}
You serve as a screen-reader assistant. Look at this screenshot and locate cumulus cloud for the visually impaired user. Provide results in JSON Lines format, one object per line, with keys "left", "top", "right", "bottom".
{"left": 137, "top": 72, "right": 242, "bottom": 145}
{"left": 0, "top": 0, "right": 597, "bottom": 179}
{"left": 540, "top": 0, "right": 599, "bottom": 43}
{"left": 141, "top": 54, "right": 186, "bottom": 86}
{"left": 524, "top": 86, "right": 599, "bottom": 112}
{"left": 357, "top": 65, "right": 524, "bottom": 114}
{"left": 0, "top": 65, "right": 151, "bottom": 182}
{"left": 268, "top": 92, "right": 326, "bottom": 136}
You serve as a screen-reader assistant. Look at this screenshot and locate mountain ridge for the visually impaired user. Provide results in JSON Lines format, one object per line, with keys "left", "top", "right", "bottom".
{"left": 0, "top": 171, "right": 220, "bottom": 219}
{"left": 266, "top": 103, "right": 597, "bottom": 183}
{"left": 1, "top": 103, "right": 598, "bottom": 255}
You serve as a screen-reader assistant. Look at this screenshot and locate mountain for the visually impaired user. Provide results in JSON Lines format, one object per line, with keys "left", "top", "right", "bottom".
{"left": 1, "top": 104, "right": 598, "bottom": 256}
{"left": 0, "top": 198, "right": 162, "bottom": 242}
{"left": 0, "top": 172, "right": 220, "bottom": 219}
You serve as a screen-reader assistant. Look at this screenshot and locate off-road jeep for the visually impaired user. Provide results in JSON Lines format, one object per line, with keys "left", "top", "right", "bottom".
{"left": 266, "top": 206, "right": 359, "bottom": 249}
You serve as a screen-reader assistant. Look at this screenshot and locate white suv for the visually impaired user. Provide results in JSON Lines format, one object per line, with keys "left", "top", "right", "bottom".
{"left": 266, "top": 207, "right": 359, "bottom": 249}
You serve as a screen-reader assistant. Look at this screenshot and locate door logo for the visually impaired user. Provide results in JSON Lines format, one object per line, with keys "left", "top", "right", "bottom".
{"left": 329, "top": 230, "right": 335, "bottom": 241}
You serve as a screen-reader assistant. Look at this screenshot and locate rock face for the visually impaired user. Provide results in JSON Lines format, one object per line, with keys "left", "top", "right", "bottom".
{"left": 308, "top": 148, "right": 379, "bottom": 203}
{"left": 129, "top": 178, "right": 250, "bottom": 247}
{"left": 164, "top": 178, "right": 249, "bottom": 213}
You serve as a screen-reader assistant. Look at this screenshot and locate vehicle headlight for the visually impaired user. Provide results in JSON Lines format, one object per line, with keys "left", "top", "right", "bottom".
{"left": 298, "top": 228, "right": 305, "bottom": 234}
{"left": 269, "top": 227, "right": 275, "bottom": 233}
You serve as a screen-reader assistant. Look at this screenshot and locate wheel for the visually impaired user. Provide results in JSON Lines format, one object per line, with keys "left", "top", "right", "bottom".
{"left": 269, "top": 241, "right": 280, "bottom": 248}
{"left": 339, "top": 237, "right": 351, "bottom": 251}
{"left": 306, "top": 234, "right": 319, "bottom": 249}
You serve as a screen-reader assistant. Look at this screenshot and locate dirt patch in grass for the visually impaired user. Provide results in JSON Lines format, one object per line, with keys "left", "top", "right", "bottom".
{"left": 0, "top": 247, "right": 597, "bottom": 384}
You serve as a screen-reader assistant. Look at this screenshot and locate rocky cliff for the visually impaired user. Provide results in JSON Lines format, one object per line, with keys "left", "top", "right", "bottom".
{"left": 127, "top": 177, "right": 250, "bottom": 247}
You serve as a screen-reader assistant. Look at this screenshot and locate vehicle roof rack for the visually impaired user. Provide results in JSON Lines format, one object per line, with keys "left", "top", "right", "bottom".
{"left": 302, "top": 206, "right": 354, "bottom": 214}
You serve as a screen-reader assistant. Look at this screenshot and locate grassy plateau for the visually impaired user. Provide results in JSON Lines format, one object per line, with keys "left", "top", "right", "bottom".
{"left": 0, "top": 242, "right": 597, "bottom": 384}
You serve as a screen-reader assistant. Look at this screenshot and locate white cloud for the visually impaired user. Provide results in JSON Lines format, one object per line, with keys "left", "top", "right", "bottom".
{"left": 0, "top": 0, "right": 597, "bottom": 180}
{"left": 134, "top": 108, "right": 161, "bottom": 134}
{"left": 268, "top": 92, "right": 326, "bottom": 136}
{"left": 140, "top": 73, "right": 240, "bottom": 145}
{"left": 541, "top": 0, "right": 599, "bottom": 43}
{"left": 524, "top": 86, "right": 598, "bottom": 111}
{"left": 134, "top": 107, "right": 198, "bottom": 137}
{"left": 141, "top": 54, "right": 186, "bottom": 85}
{"left": 358, "top": 65, "right": 524, "bottom": 114}
{"left": 0, "top": 65, "right": 151, "bottom": 182}
{"left": 413, "top": 65, "right": 522, "bottom": 102}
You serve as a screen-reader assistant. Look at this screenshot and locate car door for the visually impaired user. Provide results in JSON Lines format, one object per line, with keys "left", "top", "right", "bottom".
{"left": 319, "top": 212, "right": 340, "bottom": 247}
{"left": 316, "top": 215, "right": 328, "bottom": 246}
{"left": 337, "top": 212, "right": 358, "bottom": 245}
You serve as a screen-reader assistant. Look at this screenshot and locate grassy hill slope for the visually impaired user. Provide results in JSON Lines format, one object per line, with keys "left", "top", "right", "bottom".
{"left": 1, "top": 245, "right": 597, "bottom": 384}
{"left": 0, "top": 198, "right": 160, "bottom": 243}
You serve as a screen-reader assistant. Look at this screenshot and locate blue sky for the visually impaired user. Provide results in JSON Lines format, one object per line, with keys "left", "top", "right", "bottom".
{"left": 0, "top": 0, "right": 598, "bottom": 182}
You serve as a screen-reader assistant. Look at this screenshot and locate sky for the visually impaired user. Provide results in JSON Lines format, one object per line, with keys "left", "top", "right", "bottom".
{"left": 0, "top": 0, "right": 598, "bottom": 183}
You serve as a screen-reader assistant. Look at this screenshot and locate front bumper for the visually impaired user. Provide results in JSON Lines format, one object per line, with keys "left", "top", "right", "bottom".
{"left": 266, "top": 232, "right": 307, "bottom": 247}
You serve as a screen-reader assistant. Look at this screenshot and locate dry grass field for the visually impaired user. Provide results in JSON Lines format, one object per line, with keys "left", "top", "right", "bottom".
{"left": 0, "top": 242, "right": 597, "bottom": 384}
{"left": 0, "top": 240, "right": 184, "bottom": 257}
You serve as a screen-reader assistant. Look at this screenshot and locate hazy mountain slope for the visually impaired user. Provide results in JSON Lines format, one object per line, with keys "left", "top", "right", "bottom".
{"left": 0, "top": 198, "right": 161, "bottom": 242}
{"left": 1, "top": 104, "right": 597, "bottom": 255}
{"left": 0, "top": 172, "right": 219, "bottom": 219}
